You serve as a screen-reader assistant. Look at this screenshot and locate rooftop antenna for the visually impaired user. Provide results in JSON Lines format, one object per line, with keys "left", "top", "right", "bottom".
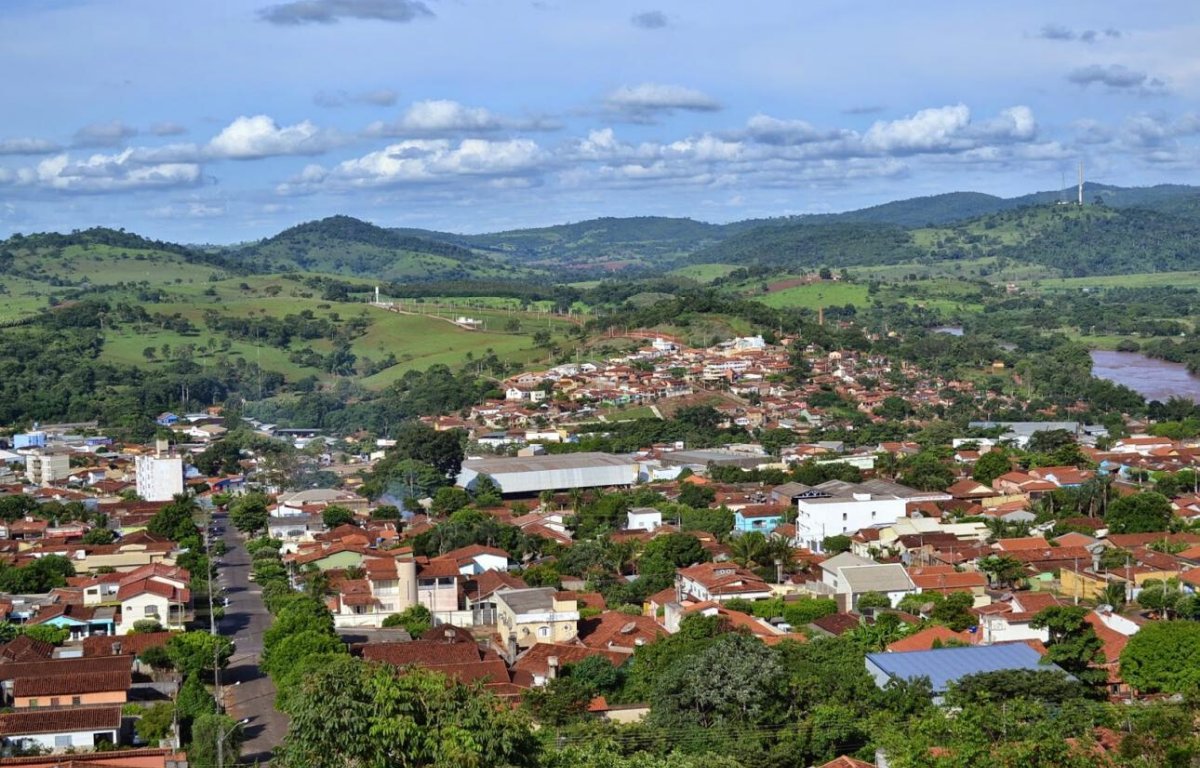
{"left": 1078, "top": 162, "right": 1084, "bottom": 206}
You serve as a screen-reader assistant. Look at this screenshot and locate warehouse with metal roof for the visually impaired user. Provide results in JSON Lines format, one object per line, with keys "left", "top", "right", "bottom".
{"left": 456, "top": 452, "right": 639, "bottom": 495}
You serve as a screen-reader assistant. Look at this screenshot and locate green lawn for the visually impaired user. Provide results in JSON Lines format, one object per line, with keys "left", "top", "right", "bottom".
{"left": 667, "top": 263, "right": 741, "bottom": 282}
{"left": 755, "top": 282, "right": 870, "bottom": 309}
{"left": 1036, "top": 271, "right": 1200, "bottom": 291}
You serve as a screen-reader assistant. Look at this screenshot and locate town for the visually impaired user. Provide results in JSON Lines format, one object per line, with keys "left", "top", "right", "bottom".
{"left": 0, "top": 328, "right": 1198, "bottom": 767}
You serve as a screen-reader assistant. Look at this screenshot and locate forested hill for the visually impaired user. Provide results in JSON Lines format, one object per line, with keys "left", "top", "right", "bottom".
{"left": 688, "top": 202, "right": 1200, "bottom": 276}
{"left": 397, "top": 216, "right": 726, "bottom": 266}
{"left": 221, "top": 215, "right": 527, "bottom": 281}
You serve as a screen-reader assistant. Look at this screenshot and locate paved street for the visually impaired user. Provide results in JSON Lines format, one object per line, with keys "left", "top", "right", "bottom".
{"left": 215, "top": 511, "right": 289, "bottom": 763}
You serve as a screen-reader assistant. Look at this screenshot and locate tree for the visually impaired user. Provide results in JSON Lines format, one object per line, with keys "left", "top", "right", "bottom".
{"left": 138, "top": 644, "right": 173, "bottom": 671}
{"left": 1030, "top": 606, "right": 1105, "bottom": 687}
{"left": 1105, "top": 492, "right": 1172, "bottom": 534}
{"left": 898, "top": 453, "right": 955, "bottom": 492}
{"left": 166, "top": 631, "right": 234, "bottom": 678}
{"left": 176, "top": 672, "right": 216, "bottom": 731}
{"left": 275, "top": 657, "right": 538, "bottom": 768}
{"left": 431, "top": 487, "right": 471, "bottom": 516}
{"left": 189, "top": 713, "right": 244, "bottom": 768}
{"left": 930, "top": 591, "right": 976, "bottom": 632}
{"left": 228, "top": 492, "right": 270, "bottom": 536}
{"left": 979, "top": 554, "right": 1025, "bottom": 589}
{"left": 728, "top": 532, "right": 770, "bottom": 570}
{"left": 1121, "top": 620, "right": 1200, "bottom": 694}
{"left": 262, "top": 630, "right": 346, "bottom": 681}
{"left": 678, "top": 483, "right": 716, "bottom": 509}
{"left": 972, "top": 451, "right": 1011, "bottom": 486}
{"left": 372, "top": 504, "right": 401, "bottom": 521}
{"left": 321, "top": 505, "right": 355, "bottom": 529}
{"left": 648, "top": 632, "right": 785, "bottom": 729}
{"left": 21, "top": 624, "right": 69, "bottom": 645}
{"left": 146, "top": 495, "right": 198, "bottom": 542}
{"left": 821, "top": 535, "right": 852, "bottom": 554}
{"left": 263, "top": 595, "right": 336, "bottom": 654}
{"left": 947, "top": 668, "right": 1087, "bottom": 707}
{"left": 855, "top": 591, "right": 892, "bottom": 611}
{"left": 82, "top": 527, "right": 116, "bottom": 545}
{"left": 641, "top": 532, "right": 708, "bottom": 572}
{"left": 131, "top": 619, "right": 164, "bottom": 634}
{"left": 142, "top": 346, "right": 157, "bottom": 361}
{"left": 381, "top": 604, "right": 432, "bottom": 637}
{"left": 135, "top": 702, "right": 176, "bottom": 744}
{"left": 1137, "top": 578, "right": 1183, "bottom": 618}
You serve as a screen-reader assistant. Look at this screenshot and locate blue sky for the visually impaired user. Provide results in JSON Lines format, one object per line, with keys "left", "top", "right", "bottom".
{"left": 1, "top": 0, "right": 1198, "bottom": 242}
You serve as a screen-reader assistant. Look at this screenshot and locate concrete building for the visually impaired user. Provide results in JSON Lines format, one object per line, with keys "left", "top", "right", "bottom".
{"left": 793, "top": 479, "right": 939, "bottom": 553}
{"left": 456, "top": 452, "right": 638, "bottom": 496}
{"left": 819, "top": 552, "right": 916, "bottom": 611}
{"left": 626, "top": 507, "right": 663, "bottom": 532}
{"left": 134, "top": 455, "right": 184, "bottom": 502}
{"left": 494, "top": 587, "right": 579, "bottom": 651}
{"left": 24, "top": 447, "right": 72, "bottom": 486}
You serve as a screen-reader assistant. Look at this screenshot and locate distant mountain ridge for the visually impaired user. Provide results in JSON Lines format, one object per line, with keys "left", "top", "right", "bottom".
{"left": 221, "top": 215, "right": 528, "bottom": 282}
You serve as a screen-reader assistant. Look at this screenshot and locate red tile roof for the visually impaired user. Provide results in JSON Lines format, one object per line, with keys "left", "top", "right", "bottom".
{"left": 0, "top": 705, "right": 122, "bottom": 736}
{"left": 886, "top": 625, "right": 972, "bottom": 652}
{"left": 14, "top": 669, "right": 131, "bottom": 697}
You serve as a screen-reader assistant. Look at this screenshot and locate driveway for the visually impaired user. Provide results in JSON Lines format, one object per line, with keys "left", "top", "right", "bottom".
{"left": 216, "top": 510, "right": 289, "bottom": 763}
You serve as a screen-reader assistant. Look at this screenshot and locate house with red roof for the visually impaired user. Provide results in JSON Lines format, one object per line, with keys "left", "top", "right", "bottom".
{"left": 114, "top": 564, "right": 191, "bottom": 635}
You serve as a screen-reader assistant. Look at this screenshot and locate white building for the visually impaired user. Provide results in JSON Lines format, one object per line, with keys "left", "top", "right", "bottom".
{"left": 794, "top": 479, "right": 931, "bottom": 552}
{"left": 457, "top": 452, "right": 639, "bottom": 495}
{"left": 626, "top": 507, "right": 663, "bottom": 532}
{"left": 23, "top": 447, "right": 72, "bottom": 486}
{"left": 0, "top": 705, "right": 121, "bottom": 752}
{"left": 134, "top": 455, "right": 184, "bottom": 502}
{"left": 819, "top": 552, "right": 916, "bottom": 610}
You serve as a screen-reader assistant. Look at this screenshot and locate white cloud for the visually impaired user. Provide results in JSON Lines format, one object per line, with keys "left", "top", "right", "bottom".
{"left": 72, "top": 119, "right": 138, "bottom": 148}
{"left": 0, "top": 151, "right": 203, "bottom": 193}
{"left": 207, "top": 115, "right": 338, "bottom": 159}
{"left": 278, "top": 137, "right": 546, "bottom": 193}
{"left": 149, "top": 121, "right": 189, "bottom": 136}
{"left": 603, "top": 83, "right": 721, "bottom": 123}
{"left": 315, "top": 88, "right": 399, "bottom": 108}
{"left": 149, "top": 201, "right": 227, "bottom": 219}
{"left": 863, "top": 105, "right": 972, "bottom": 153}
{"left": 1067, "top": 65, "right": 1169, "bottom": 95}
{"left": 0, "top": 137, "right": 61, "bottom": 155}
{"left": 365, "top": 100, "right": 560, "bottom": 136}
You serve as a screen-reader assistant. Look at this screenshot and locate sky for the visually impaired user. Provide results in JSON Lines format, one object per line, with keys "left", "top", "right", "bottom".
{"left": 1, "top": 0, "right": 1199, "bottom": 242}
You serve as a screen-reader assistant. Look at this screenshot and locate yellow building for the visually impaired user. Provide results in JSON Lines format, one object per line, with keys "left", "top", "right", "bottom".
{"left": 494, "top": 587, "right": 579, "bottom": 650}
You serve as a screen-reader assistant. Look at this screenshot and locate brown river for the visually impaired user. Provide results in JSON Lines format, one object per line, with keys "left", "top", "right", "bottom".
{"left": 1090, "top": 350, "right": 1200, "bottom": 403}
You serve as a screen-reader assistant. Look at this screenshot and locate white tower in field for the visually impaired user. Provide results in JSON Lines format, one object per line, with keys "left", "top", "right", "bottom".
{"left": 375, "top": 286, "right": 380, "bottom": 304}
{"left": 1078, "top": 163, "right": 1084, "bottom": 205}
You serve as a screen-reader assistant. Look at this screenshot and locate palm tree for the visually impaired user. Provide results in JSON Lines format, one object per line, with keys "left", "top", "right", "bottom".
{"left": 1098, "top": 583, "right": 1126, "bottom": 611}
{"left": 729, "top": 532, "right": 769, "bottom": 570}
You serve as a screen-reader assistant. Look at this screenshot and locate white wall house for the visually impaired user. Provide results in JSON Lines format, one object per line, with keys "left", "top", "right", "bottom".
{"left": 626, "top": 507, "right": 663, "bottom": 532}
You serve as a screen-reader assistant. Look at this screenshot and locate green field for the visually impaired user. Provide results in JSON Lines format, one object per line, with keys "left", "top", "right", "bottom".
{"left": 755, "top": 282, "right": 870, "bottom": 309}
{"left": 667, "top": 263, "right": 741, "bottom": 282}
{"left": 1036, "top": 271, "right": 1200, "bottom": 291}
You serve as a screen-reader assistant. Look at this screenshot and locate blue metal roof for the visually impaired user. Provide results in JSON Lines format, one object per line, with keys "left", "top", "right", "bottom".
{"left": 866, "top": 643, "right": 1051, "bottom": 692}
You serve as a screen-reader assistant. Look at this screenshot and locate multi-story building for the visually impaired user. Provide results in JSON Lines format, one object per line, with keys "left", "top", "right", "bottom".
{"left": 134, "top": 455, "right": 184, "bottom": 502}
{"left": 24, "top": 447, "right": 72, "bottom": 486}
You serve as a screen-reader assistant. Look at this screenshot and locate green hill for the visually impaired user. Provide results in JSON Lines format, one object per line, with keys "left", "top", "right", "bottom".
{"left": 227, "top": 215, "right": 525, "bottom": 281}
{"left": 691, "top": 202, "right": 1200, "bottom": 276}
{"left": 397, "top": 216, "right": 725, "bottom": 267}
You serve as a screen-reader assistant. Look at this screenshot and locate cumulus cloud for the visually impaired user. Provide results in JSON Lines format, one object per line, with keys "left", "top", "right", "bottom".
{"left": 631, "top": 10, "right": 668, "bottom": 29}
{"left": 603, "top": 83, "right": 721, "bottom": 123}
{"left": 258, "top": 0, "right": 433, "bottom": 25}
{"left": 277, "top": 137, "right": 546, "bottom": 193}
{"left": 1037, "top": 24, "right": 1121, "bottom": 43}
{"left": 149, "top": 122, "right": 189, "bottom": 136}
{"left": 0, "top": 151, "right": 202, "bottom": 194}
{"left": 863, "top": 105, "right": 972, "bottom": 152}
{"left": 315, "top": 88, "right": 399, "bottom": 108}
{"left": 731, "top": 115, "right": 848, "bottom": 146}
{"left": 364, "top": 99, "right": 561, "bottom": 136}
{"left": 72, "top": 120, "right": 138, "bottom": 148}
{"left": 207, "top": 115, "right": 339, "bottom": 159}
{"left": 0, "top": 137, "right": 62, "bottom": 155}
{"left": 1067, "top": 64, "right": 1168, "bottom": 94}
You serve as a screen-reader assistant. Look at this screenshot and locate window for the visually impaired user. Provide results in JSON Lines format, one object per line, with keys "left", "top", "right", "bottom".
{"left": 144, "top": 605, "right": 159, "bottom": 616}
{"left": 538, "top": 626, "right": 550, "bottom": 638}
{"left": 54, "top": 735, "right": 71, "bottom": 748}
{"left": 50, "top": 698, "right": 60, "bottom": 707}
{"left": 842, "top": 513, "right": 848, "bottom": 521}
{"left": 28, "top": 699, "right": 38, "bottom": 708}
{"left": 72, "top": 696, "right": 82, "bottom": 706}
